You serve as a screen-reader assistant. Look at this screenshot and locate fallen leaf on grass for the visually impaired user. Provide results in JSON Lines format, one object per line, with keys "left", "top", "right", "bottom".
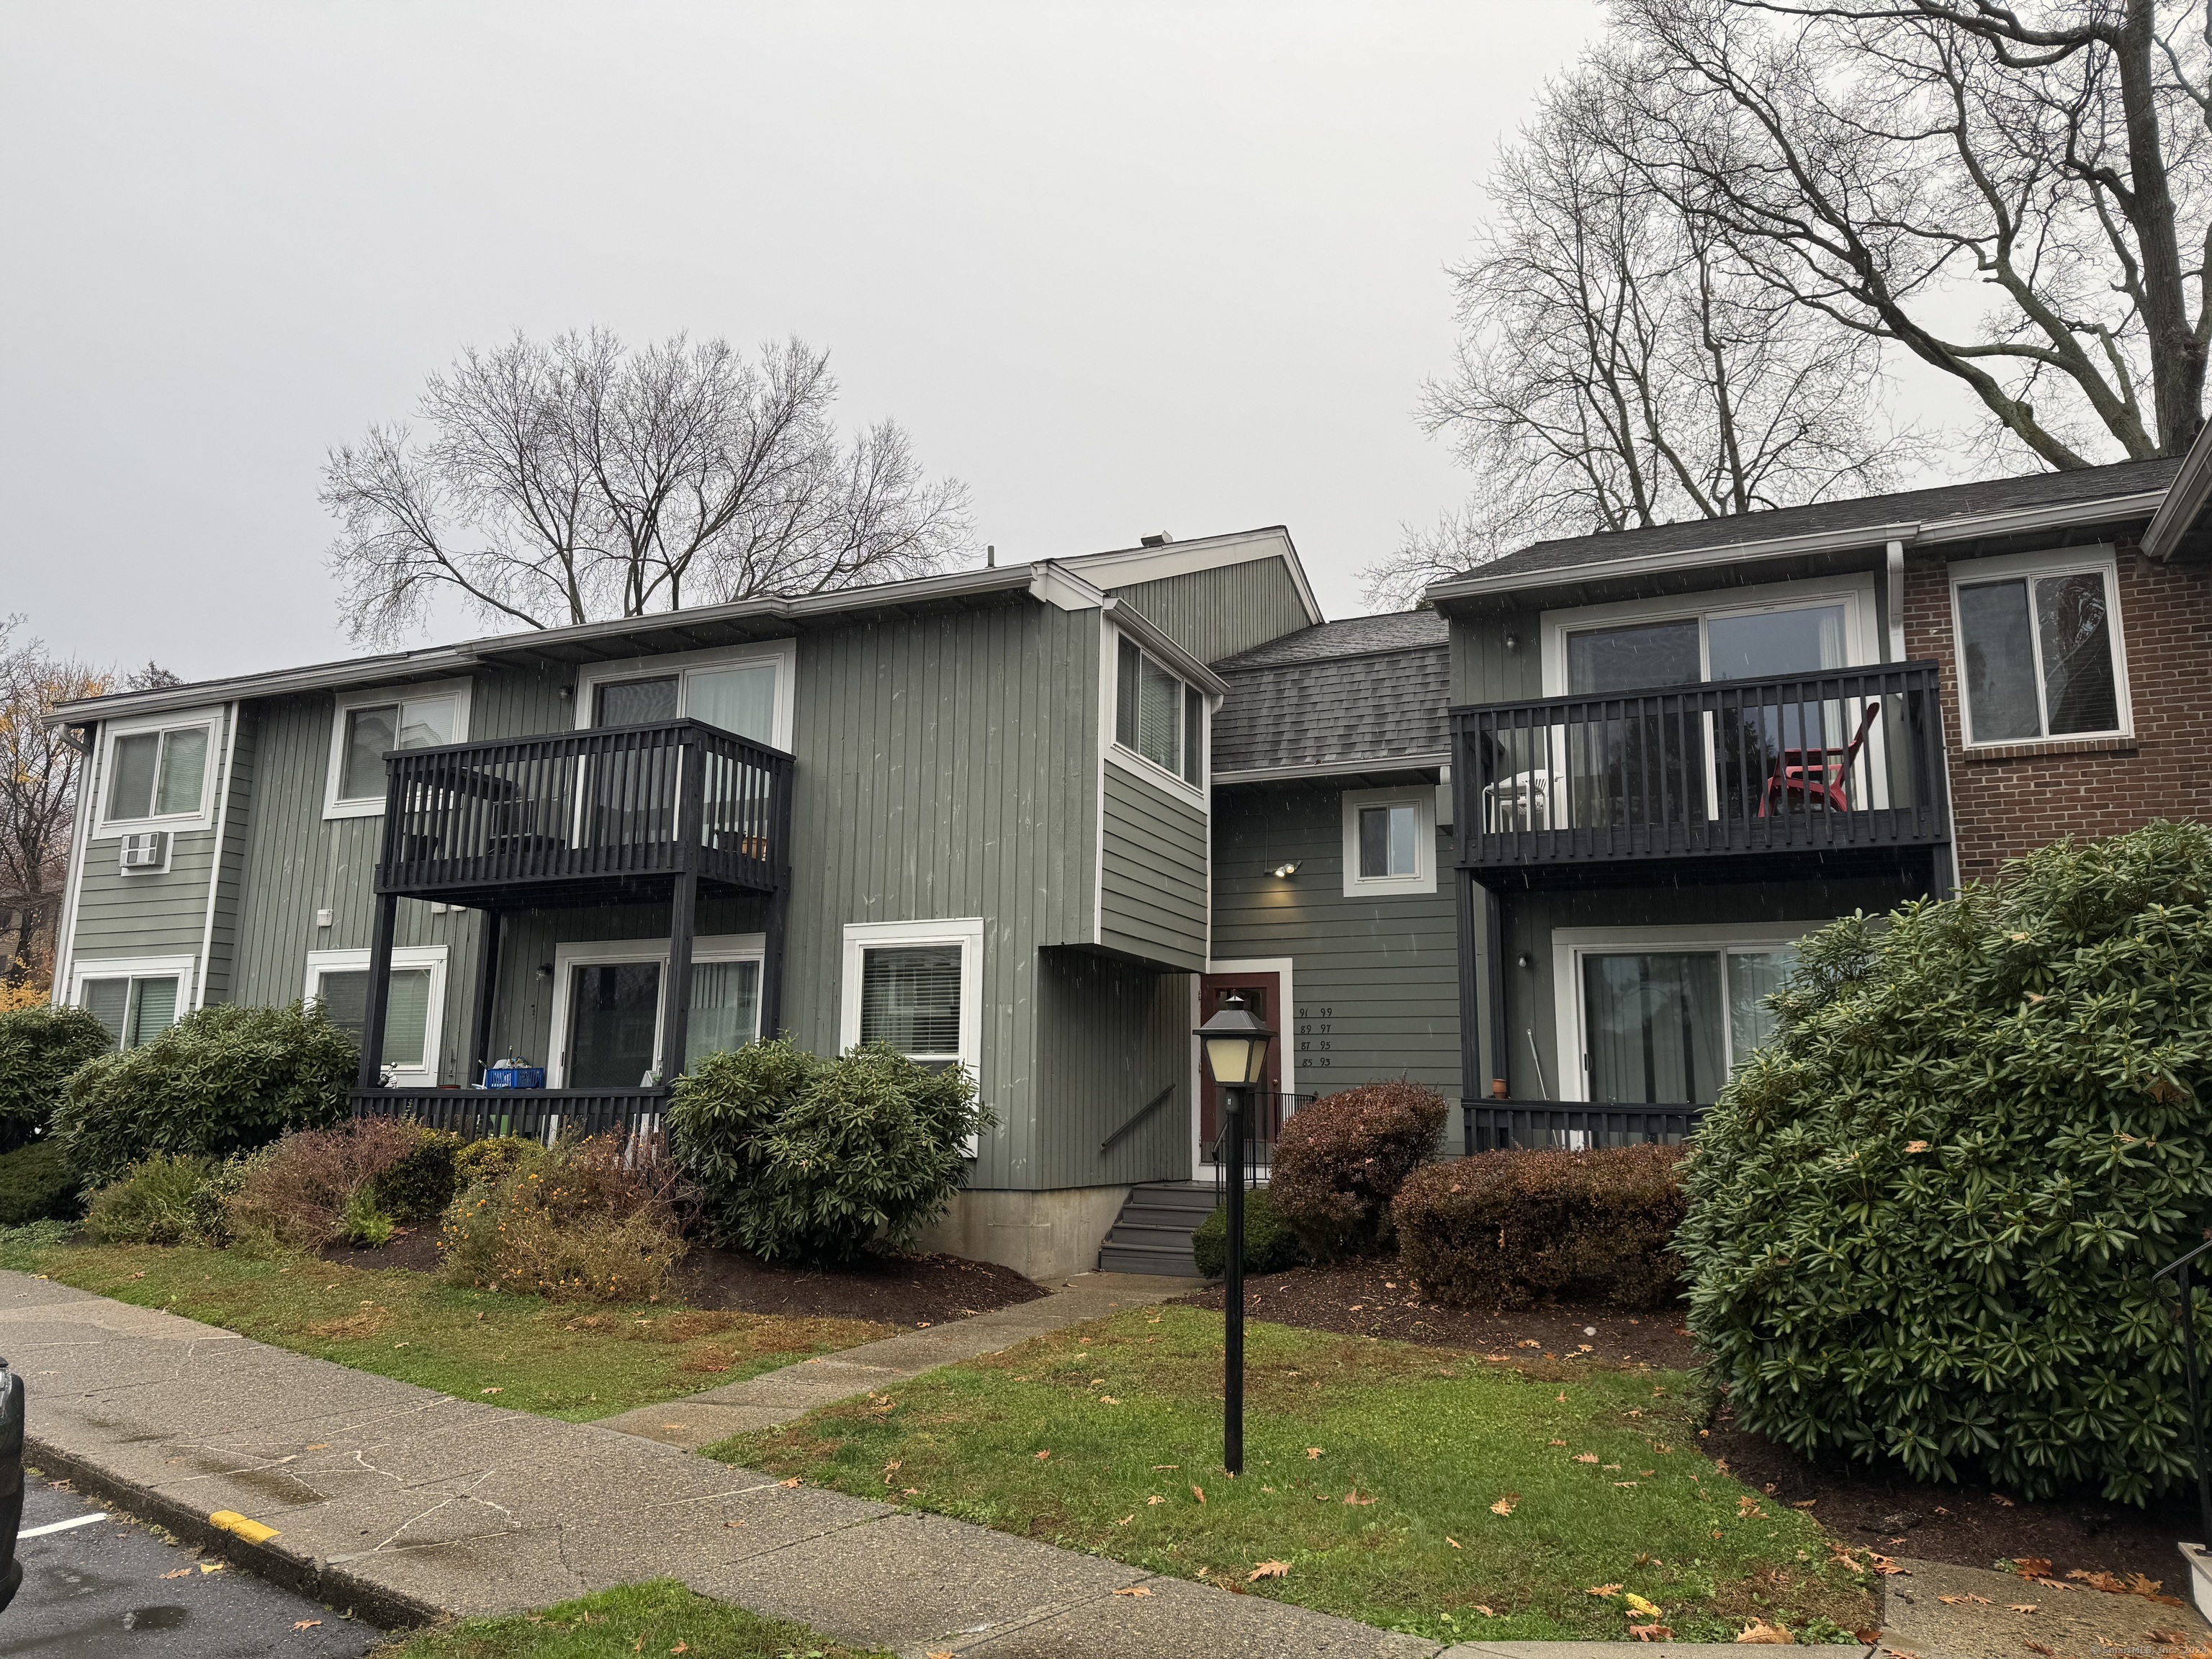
{"left": 481, "top": 1387, "right": 503, "bottom": 1395}
{"left": 1557, "top": 1393, "right": 1568, "bottom": 1402}
{"left": 1306, "top": 1447, "right": 1323, "bottom": 1460}
{"left": 1035, "top": 1450, "right": 1051, "bottom": 1461}
{"left": 1445, "top": 1537, "right": 1462, "bottom": 1549}
{"left": 1147, "top": 1496, "right": 1165, "bottom": 1506}
{"left": 1192, "top": 1485, "right": 1206, "bottom": 1504}
{"left": 1099, "top": 1397, "right": 1121, "bottom": 1406}
{"left": 1624, "top": 1593, "right": 1664, "bottom": 1619}
{"left": 1574, "top": 1453, "right": 1600, "bottom": 1464}
{"left": 1112, "top": 1586, "right": 1152, "bottom": 1597}
{"left": 1475, "top": 1605, "right": 1496, "bottom": 1617}
{"left": 670, "top": 1645, "right": 688, "bottom": 1654}
{"left": 1342, "top": 1489, "right": 1373, "bottom": 1506}
{"left": 1152, "top": 1464, "right": 1179, "bottom": 1471}
{"left": 1115, "top": 1515, "right": 1133, "bottom": 1526}
{"left": 1734, "top": 1619, "right": 1793, "bottom": 1644}
{"left": 1588, "top": 1583, "right": 1624, "bottom": 1599}
{"left": 1630, "top": 1624, "right": 1672, "bottom": 1642}
{"left": 1489, "top": 1494, "right": 1518, "bottom": 1516}
{"left": 1249, "top": 1561, "right": 1290, "bottom": 1581}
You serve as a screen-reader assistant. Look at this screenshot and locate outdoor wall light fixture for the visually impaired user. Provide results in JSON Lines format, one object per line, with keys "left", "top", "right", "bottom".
{"left": 535, "top": 963, "right": 554, "bottom": 981}
{"left": 1270, "top": 861, "right": 1300, "bottom": 878}
{"left": 1503, "top": 630, "right": 1521, "bottom": 652}
{"left": 1195, "top": 994, "right": 1273, "bottom": 1478}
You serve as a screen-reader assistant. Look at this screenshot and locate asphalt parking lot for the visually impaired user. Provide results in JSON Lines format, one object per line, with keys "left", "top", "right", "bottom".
{"left": 0, "top": 1473, "right": 388, "bottom": 1656}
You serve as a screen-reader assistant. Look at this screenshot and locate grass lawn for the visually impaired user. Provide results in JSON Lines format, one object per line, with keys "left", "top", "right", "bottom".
{"left": 372, "top": 1580, "right": 889, "bottom": 1658}
{"left": 0, "top": 1228, "right": 891, "bottom": 1423}
{"left": 709, "top": 1305, "right": 1876, "bottom": 1645}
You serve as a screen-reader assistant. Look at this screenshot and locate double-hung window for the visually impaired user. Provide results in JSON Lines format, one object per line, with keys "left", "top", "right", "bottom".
{"left": 307, "top": 948, "right": 447, "bottom": 1080}
{"left": 1114, "top": 638, "right": 1204, "bottom": 788}
{"left": 840, "top": 918, "right": 984, "bottom": 1151}
{"left": 1951, "top": 552, "right": 2126, "bottom": 745}
{"left": 102, "top": 722, "right": 213, "bottom": 827}
{"left": 326, "top": 682, "right": 471, "bottom": 818}
{"left": 81, "top": 974, "right": 182, "bottom": 1051}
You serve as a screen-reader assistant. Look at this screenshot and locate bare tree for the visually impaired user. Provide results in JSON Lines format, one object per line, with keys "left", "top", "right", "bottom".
{"left": 1370, "top": 63, "right": 1910, "bottom": 606}
{"left": 323, "top": 331, "right": 974, "bottom": 644}
{"left": 0, "top": 621, "right": 111, "bottom": 996}
{"left": 1612, "top": 0, "right": 2212, "bottom": 468}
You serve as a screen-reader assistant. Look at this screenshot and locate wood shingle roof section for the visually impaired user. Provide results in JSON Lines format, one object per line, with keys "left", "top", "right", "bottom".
{"left": 1211, "top": 609, "right": 1449, "bottom": 780}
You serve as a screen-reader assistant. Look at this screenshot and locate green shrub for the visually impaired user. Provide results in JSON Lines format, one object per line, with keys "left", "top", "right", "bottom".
{"left": 84, "top": 1154, "right": 234, "bottom": 1246}
{"left": 55, "top": 1001, "right": 356, "bottom": 1187}
{"left": 0, "top": 1219, "right": 77, "bottom": 1270}
{"left": 1393, "top": 1145, "right": 1687, "bottom": 1310}
{"left": 0, "top": 1004, "right": 113, "bottom": 1152}
{"left": 439, "top": 1133, "right": 685, "bottom": 1302}
{"left": 1268, "top": 1083, "right": 1447, "bottom": 1262}
{"left": 0, "top": 1140, "right": 84, "bottom": 1225}
{"left": 343, "top": 1186, "right": 396, "bottom": 1248}
{"left": 1190, "top": 1187, "right": 1305, "bottom": 1278}
{"left": 669, "top": 1039, "right": 992, "bottom": 1264}
{"left": 452, "top": 1134, "right": 547, "bottom": 1191}
{"left": 1681, "top": 821, "right": 2212, "bottom": 1503}
{"left": 365, "top": 1127, "right": 462, "bottom": 1223}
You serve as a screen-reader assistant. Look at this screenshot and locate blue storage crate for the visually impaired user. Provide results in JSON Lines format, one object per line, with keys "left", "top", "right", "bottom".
{"left": 485, "top": 1065, "right": 545, "bottom": 1090}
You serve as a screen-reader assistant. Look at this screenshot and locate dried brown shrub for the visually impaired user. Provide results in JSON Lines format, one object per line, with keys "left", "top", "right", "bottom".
{"left": 226, "top": 1118, "right": 431, "bottom": 1249}
{"left": 1393, "top": 1143, "right": 1688, "bottom": 1310}
{"left": 1267, "top": 1083, "right": 1448, "bottom": 1261}
{"left": 439, "top": 1132, "right": 688, "bottom": 1304}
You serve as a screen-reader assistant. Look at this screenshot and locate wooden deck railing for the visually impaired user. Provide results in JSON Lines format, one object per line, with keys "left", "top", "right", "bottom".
{"left": 375, "top": 718, "right": 792, "bottom": 899}
{"left": 1462, "top": 1102, "right": 1707, "bottom": 1154}
{"left": 1452, "top": 661, "right": 1948, "bottom": 872}
{"left": 351, "top": 1086, "right": 671, "bottom": 1144}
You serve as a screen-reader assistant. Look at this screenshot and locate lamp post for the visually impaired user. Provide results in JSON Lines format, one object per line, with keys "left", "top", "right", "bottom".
{"left": 1196, "top": 993, "right": 1272, "bottom": 1478}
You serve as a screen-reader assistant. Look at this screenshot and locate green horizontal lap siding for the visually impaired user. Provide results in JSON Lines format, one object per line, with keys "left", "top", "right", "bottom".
{"left": 1497, "top": 875, "right": 1929, "bottom": 1102}
{"left": 1110, "top": 558, "right": 1310, "bottom": 664}
{"left": 1100, "top": 765, "right": 1207, "bottom": 971}
{"left": 1212, "top": 781, "right": 1460, "bottom": 1103}
{"left": 72, "top": 836, "right": 216, "bottom": 961}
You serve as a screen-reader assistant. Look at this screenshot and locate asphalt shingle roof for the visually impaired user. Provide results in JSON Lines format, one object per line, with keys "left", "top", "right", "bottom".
{"left": 1213, "top": 612, "right": 1449, "bottom": 775}
{"left": 1462, "top": 456, "right": 2181, "bottom": 583}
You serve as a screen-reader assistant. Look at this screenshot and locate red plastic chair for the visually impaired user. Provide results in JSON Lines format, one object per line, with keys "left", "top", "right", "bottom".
{"left": 1759, "top": 700, "right": 1882, "bottom": 816}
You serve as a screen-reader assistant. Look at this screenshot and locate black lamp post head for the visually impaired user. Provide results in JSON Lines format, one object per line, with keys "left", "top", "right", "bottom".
{"left": 1196, "top": 993, "right": 1274, "bottom": 1088}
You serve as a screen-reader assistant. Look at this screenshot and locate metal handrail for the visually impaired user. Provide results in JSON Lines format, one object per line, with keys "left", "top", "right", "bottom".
{"left": 1099, "top": 1084, "right": 1177, "bottom": 1154}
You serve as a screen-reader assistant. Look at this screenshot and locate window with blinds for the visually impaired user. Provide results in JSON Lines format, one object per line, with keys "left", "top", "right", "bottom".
{"left": 1113, "top": 638, "right": 1203, "bottom": 786}
{"left": 81, "top": 975, "right": 181, "bottom": 1051}
{"left": 315, "top": 968, "right": 433, "bottom": 1069}
{"left": 105, "top": 725, "right": 210, "bottom": 822}
{"left": 859, "top": 944, "right": 963, "bottom": 1060}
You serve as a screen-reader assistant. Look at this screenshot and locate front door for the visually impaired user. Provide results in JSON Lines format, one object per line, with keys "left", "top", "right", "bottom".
{"left": 1198, "top": 971, "right": 1282, "bottom": 1164}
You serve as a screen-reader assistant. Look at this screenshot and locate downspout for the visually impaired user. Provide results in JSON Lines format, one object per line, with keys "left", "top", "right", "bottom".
{"left": 193, "top": 701, "right": 241, "bottom": 1010}
{"left": 1885, "top": 541, "right": 1907, "bottom": 663}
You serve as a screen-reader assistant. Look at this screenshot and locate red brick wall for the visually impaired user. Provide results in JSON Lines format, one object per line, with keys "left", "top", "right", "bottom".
{"left": 1901, "top": 542, "right": 2212, "bottom": 886}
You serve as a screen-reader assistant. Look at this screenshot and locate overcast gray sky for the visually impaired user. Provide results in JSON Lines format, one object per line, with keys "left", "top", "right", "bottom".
{"left": 1, "top": 1, "right": 1606, "bottom": 678}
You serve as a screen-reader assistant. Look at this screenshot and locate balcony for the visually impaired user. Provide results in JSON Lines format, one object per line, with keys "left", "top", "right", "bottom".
{"left": 1451, "top": 660, "right": 1949, "bottom": 884}
{"left": 374, "top": 718, "right": 793, "bottom": 909}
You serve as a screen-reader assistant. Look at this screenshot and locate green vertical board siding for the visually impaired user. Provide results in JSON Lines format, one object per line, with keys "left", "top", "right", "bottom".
{"left": 1100, "top": 764, "right": 1208, "bottom": 971}
{"left": 1447, "top": 607, "right": 1543, "bottom": 708}
{"left": 1034, "top": 948, "right": 1191, "bottom": 1187}
{"left": 1211, "top": 781, "right": 1460, "bottom": 1104}
{"left": 1110, "top": 557, "right": 1310, "bottom": 664}
{"left": 201, "top": 706, "right": 257, "bottom": 1004}
{"left": 1495, "top": 874, "right": 1930, "bottom": 1101}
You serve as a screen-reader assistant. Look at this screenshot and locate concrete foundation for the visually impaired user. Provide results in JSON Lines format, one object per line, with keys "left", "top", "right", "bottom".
{"left": 914, "top": 1185, "right": 1131, "bottom": 1282}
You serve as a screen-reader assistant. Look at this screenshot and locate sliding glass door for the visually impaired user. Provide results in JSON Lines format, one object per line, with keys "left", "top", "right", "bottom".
{"left": 1579, "top": 944, "right": 1797, "bottom": 1105}
{"left": 560, "top": 952, "right": 763, "bottom": 1087}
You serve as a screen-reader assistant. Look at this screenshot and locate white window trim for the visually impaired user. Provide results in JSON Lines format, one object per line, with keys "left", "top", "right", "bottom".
{"left": 323, "top": 679, "right": 476, "bottom": 820}
{"left": 1101, "top": 621, "right": 1210, "bottom": 806}
{"left": 1946, "top": 544, "right": 2132, "bottom": 748}
{"left": 545, "top": 933, "right": 766, "bottom": 1087}
{"left": 91, "top": 705, "right": 224, "bottom": 837}
{"left": 1539, "top": 575, "right": 1881, "bottom": 696}
{"left": 571, "top": 639, "right": 797, "bottom": 750}
{"left": 305, "top": 945, "right": 450, "bottom": 1082}
{"left": 1340, "top": 786, "right": 1437, "bottom": 896}
{"left": 68, "top": 954, "right": 199, "bottom": 1048}
{"left": 840, "top": 917, "right": 984, "bottom": 1154}
{"left": 1550, "top": 922, "right": 1815, "bottom": 1105}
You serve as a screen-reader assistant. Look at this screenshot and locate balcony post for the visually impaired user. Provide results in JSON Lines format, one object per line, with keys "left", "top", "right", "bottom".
{"left": 357, "top": 890, "right": 398, "bottom": 1090}
{"left": 661, "top": 872, "right": 698, "bottom": 1087}
{"left": 469, "top": 908, "right": 502, "bottom": 1086}
{"left": 759, "top": 755, "right": 794, "bottom": 1042}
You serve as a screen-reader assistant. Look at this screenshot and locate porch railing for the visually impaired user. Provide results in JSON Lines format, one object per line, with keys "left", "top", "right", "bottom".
{"left": 1463, "top": 1101, "right": 1707, "bottom": 1154}
{"left": 1452, "top": 660, "right": 1948, "bottom": 871}
{"left": 351, "top": 1086, "right": 671, "bottom": 1145}
{"left": 1210, "top": 1092, "right": 1308, "bottom": 1195}
{"left": 376, "top": 718, "right": 792, "bottom": 899}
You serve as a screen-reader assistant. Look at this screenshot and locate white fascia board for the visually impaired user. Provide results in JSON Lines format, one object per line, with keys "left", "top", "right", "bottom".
{"left": 2145, "top": 435, "right": 2212, "bottom": 559}
{"left": 1213, "top": 752, "right": 1449, "bottom": 786}
{"left": 1425, "top": 491, "right": 2168, "bottom": 608}
{"left": 1099, "top": 599, "right": 1232, "bottom": 698}
{"left": 1062, "top": 527, "right": 1324, "bottom": 626}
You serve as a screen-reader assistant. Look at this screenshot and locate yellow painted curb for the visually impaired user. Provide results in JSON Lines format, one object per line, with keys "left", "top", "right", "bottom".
{"left": 208, "top": 1510, "right": 280, "bottom": 1545}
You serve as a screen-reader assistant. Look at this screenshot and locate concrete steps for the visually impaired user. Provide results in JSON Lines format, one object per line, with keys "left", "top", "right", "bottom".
{"left": 1097, "top": 1181, "right": 1217, "bottom": 1278}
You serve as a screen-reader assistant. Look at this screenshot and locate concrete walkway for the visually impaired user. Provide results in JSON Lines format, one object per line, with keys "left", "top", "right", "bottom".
{"left": 596, "top": 1271, "right": 1185, "bottom": 1449}
{"left": 0, "top": 1269, "right": 1872, "bottom": 1658}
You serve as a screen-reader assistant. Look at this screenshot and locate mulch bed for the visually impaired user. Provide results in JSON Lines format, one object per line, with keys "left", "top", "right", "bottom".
{"left": 318, "top": 1228, "right": 1045, "bottom": 1329}
{"left": 1178, "top": 1259, "right": 2197, "bottom": 1586}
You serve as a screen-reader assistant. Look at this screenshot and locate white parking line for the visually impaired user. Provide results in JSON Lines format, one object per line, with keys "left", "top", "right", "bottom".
{"left": 17, "top": 1513, "right": 108, "bottom": 1539}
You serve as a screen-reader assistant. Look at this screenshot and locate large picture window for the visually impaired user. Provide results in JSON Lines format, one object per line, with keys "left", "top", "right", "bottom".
{"left": 1115, "top": 638, "right": 1204, "bottom": 787}
{"left": 575, "top": 643, "right": 793, "bottom": 748}
{"left": 1951, "top": 554, "right": 2126, "bottom": 745}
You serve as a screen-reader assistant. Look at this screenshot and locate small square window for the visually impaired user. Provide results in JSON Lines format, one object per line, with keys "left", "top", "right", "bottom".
{"left": 1359, "top": 804, "right": 1418, "bottom": 878}
{"left": 1341, "top": 788, "right": 1434, "bottom": 896}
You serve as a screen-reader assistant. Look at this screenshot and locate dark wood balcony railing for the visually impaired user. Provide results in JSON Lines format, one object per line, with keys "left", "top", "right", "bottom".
{"left": 375, "top": 718, "right": 793, "bottom": 903}
{"left": 352, "top": 1085, "right": 670, "bottom": 1144}
{"left": 1452, "top": 660, "right": 1949, "bottom": 873}
{"left": 1464, "top": 1102, "right": 1707, "bottom": 1154}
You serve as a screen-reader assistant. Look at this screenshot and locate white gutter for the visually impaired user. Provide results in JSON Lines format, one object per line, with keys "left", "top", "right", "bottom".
{"left": 1424, "top": 489, "right": 2170, "bottom": 607}
{"left": 1097, "top": 597, "right": 1233, "bottom": 698}
{"left": 2144, "top": 428, "right": 2212, "bottom": 560}
{"left": 48, "top": 727, "right": 96, "bottom": 1007}
{"left": 192, "top": 701, "right": 241, "bottom": 1011}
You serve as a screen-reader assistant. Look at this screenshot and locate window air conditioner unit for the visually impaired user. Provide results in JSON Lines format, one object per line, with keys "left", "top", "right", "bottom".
{"left": 118, "top": 831, "right": 168, "bottom": 872}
